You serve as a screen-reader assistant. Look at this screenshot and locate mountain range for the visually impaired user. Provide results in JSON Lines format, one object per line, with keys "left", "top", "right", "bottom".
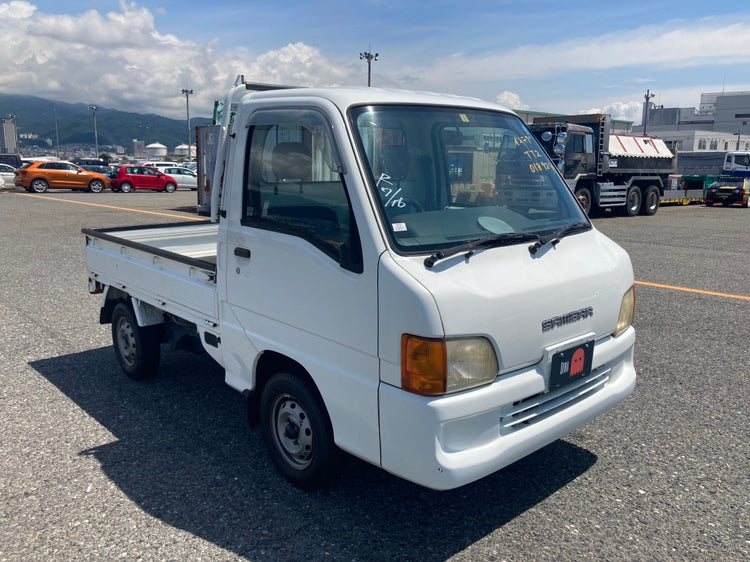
{"left": 0, "top": 93, "right": 213, "bottom": 153}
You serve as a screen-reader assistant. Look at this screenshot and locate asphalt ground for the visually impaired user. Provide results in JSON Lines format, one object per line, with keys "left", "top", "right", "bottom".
{"left": 0, "top": 188, "right": 747, "bottom": 561}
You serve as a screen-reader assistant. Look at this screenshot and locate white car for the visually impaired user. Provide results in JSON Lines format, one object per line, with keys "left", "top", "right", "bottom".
{"left": 0, "top": 163, "right": 17, "bottom": 186}
{"left": 161, "top": 166, "right": 198, "bottom": 190}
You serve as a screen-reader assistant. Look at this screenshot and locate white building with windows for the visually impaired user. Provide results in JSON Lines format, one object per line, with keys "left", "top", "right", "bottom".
{"left": 644, "top": 91, "right": 750, "bottom": 152}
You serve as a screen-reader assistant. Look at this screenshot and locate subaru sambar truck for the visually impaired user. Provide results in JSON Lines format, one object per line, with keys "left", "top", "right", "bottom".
{"left": 83, "top": 78, "right": 636, "bottom": 490}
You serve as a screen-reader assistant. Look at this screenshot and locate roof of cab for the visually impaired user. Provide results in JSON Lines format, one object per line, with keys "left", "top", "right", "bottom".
{"left": 233, "top": 84, "right": 514, "bottom": 115}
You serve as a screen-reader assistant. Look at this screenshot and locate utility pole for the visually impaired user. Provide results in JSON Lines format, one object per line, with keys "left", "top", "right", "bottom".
{"left": 359, "top": 50, "right": 378, "bottom": 87}
{"left": 181, "top": 88, "right": 193, "bottom": 161}
{"left": 88, "top": 105, "right": 99, "bottom": 157}
{"left": 642, "top": 90, "right": 655, "bottom": 136}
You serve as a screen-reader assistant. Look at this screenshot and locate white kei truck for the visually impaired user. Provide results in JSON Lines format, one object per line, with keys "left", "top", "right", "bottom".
{"left": 83, "top": 77, "right": 637, "bottom": 491}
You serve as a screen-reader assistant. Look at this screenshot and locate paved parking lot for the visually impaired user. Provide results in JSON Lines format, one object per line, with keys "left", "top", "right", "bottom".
{"left": 0, "top": 189, "right": 748, "bottom": 561}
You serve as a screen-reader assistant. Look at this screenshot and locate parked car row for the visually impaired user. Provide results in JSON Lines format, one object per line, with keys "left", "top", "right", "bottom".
{"left": 9, "top": 160, "right": 198, "bottom": 193}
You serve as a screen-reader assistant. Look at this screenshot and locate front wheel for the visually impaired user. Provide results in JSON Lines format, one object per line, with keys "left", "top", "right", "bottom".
{"left": 574, "top": 187, "right": 592, "bottom": 215}
{"left": 640, "top": 185, "right": 660, "bottom": 216}
{"left": 260, "top": 372, "right": 337, "bottom": 490}
{"left": 30, "top": 178, "right": 48, "bottom": 193}
{"left": 119, "top": 182, "right": 133, "bottom": 193}
{"left": 89, "top": 179, "right": 105, "bottom": 193}
{"left": 111, "top": 302, "right": 160, "bottom": 380}
{"left": 164, "top": 182, "right": 176, "bottom": 193}
{"left": 622, "top": 186, "right": 642, "bottom": 216}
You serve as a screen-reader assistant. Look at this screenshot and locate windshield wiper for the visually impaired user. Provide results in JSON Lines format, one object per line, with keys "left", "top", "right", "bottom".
{"left": 528, "top": 222, "right": 591, "bottom": 255}
{"left": 424, "top": 233, "right": 541, "bottom": 268}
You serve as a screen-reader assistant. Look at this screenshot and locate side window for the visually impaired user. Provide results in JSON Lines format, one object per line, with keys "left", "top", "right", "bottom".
{"left": 584, "top": 134, "right": 594, "bottom": 154}
{"left": 566, "top": 134, "right": 585, "bottom": 155}
{"left": 242, "top": 109, "right": 362, "bottom": 272}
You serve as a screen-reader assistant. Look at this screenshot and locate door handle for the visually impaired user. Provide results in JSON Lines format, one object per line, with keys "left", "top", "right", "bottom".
{"left": 234, "top": 247, "right": 251, "bottom": 259}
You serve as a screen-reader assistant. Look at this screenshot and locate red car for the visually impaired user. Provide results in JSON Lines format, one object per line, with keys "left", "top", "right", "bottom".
{"left": 110, "top": 165, "right": 177, "bottom": 193}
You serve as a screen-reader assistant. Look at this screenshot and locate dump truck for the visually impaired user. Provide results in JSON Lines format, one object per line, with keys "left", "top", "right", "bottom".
{"left": 529, "top": 114, "right": 676, "bottom": 216}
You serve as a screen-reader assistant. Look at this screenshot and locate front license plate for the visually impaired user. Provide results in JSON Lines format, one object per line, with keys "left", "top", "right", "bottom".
{"left": 549, "top": 340, "right": 594, "bottom": 391}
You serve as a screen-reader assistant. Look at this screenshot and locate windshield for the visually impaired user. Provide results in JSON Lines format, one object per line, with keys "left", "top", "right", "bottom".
{"left": 350, "top": 105, "right": 589, "bottom": 254}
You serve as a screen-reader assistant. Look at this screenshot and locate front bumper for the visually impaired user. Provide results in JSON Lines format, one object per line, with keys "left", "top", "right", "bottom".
{"left": 378, "top": 327, "right": 636, "bottom": 490}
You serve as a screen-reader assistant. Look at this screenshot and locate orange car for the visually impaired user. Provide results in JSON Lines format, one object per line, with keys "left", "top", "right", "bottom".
{"left": 15, "top": 161, "right": 110, "bottom": 193}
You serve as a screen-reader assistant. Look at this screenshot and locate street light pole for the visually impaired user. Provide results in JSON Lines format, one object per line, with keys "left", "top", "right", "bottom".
{"left": 359, "top": 50, "right": 378, "bottom": 87}
{"left": 736, "top": 121, "right": 747, "bottom": 151}
{"left": 642, "top": 90, "right": 655, "bottom": 136}
{"left": 181, "top": 88, "right": 193, "bottom": 161}
{"left": 88, "top": 105, "right": 99, "bottom": 157}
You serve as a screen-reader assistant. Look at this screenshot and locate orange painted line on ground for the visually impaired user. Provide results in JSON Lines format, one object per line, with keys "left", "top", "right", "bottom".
{"left": 15, "top": 192, "right": 205, "bottom": 221}
{"left": 635, "top": 280, "right": 750, "bottom": 302}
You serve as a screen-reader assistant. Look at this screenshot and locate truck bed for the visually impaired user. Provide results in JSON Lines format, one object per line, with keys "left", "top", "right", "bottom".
{"left": 83, "top": 221, "right": 219, "bottom": 326}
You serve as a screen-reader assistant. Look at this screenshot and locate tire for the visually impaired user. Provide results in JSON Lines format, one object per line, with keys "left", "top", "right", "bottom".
{"left": 622, "top": 186, "right": 642, "bottom": 216}
{"left": 111, "top": 302, "right": 160, "bottom": 380}
{"left": 30, "top": 178, "right": 48, "bottom": 193}
{"left": 574, "top": 187, "right": 592, "bottom": 215}
{"left": 640, "top": 185, "right": 660, "bottom": 216}
{"left": 89, "top": 179, "right": 105, "bottom": 193}
{"left": 164, "top": 182, "right": 176, "bottom": 193}
{"left": 260, "top": 372, "right": 337, "bottom": 490}
{"left": 119, "top": 182, "right": 133, "bottom": 193}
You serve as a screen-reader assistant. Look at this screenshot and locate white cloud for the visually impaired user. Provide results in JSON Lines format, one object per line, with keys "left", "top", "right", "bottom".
{"left": 403, "top": 17, "right": 750, "bottom": 87}
{"left": 495, "top": 91, "right": 529, "bottom": 110}
{"left": 0, "top": 2, "right": 358, "bottom": 118}
{"left": 582, "top": 101, "right": 643, "bottom": 124}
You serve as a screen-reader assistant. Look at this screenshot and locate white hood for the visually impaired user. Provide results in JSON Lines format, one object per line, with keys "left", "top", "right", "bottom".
{"left": 390, "top": 229, "right": 633, "bottom": 373}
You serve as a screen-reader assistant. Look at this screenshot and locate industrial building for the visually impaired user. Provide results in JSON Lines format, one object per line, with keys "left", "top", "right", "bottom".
{"left": 641, "top": 91, "right": 750, "bottom": 152}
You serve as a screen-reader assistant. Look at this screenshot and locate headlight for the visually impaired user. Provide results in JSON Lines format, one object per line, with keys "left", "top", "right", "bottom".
{"left": 401, "top": 335, "right": 499, "bottom": 396}
{"left": 612, "top": 285, "right": 635, "bottom": 338}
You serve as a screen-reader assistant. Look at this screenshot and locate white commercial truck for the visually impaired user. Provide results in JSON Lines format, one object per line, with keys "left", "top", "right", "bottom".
{"left": 83, "top": 77, "right": 637, "bottom": 490}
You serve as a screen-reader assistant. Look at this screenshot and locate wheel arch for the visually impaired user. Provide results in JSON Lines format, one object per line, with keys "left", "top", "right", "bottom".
{"left": 248, "top": 350, "right": 329, "bottom": 430}
{"left": 98, "top": 288, "right": 164, "bottom": 327}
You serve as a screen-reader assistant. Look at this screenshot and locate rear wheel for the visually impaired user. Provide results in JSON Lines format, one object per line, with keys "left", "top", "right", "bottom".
{"left": 119, "top": 182, "right": 133, "bottom": 193}
{"left": 640, "top": 185, "right": 660, "bottom": 215}
{"left": 260, "top": 372, "right": 336, "bottom": 490}
{"left": 164, "top": 182, "right": 176, "bottom": 193}
{"left": 30, "top": 178, "right": 48, "bottom": 193}
{"left": 89, "top": 179, "right": 105, "bottom": 193}
{"left": 111, "top": 302, "right": 160, "bottom": 380}
{"left": 622, "top": 186, "right": 642, "bottom": 216}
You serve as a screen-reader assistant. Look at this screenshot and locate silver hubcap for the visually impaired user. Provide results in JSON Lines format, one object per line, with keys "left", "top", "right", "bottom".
{"left": 115, "top": 316, "right": 137, "bottom": 368}
{"left": 271, "top": 393, "right": 313, "bottom": 469}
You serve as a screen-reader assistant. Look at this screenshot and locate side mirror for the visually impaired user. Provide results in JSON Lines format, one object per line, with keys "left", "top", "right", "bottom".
{"left": 541, "top": 131, "right": 553, "bottom": 142}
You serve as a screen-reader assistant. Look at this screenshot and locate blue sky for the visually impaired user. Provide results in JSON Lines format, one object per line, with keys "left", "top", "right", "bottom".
{"left": 2, "top": 1, "right": 750, "bottom": 123}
